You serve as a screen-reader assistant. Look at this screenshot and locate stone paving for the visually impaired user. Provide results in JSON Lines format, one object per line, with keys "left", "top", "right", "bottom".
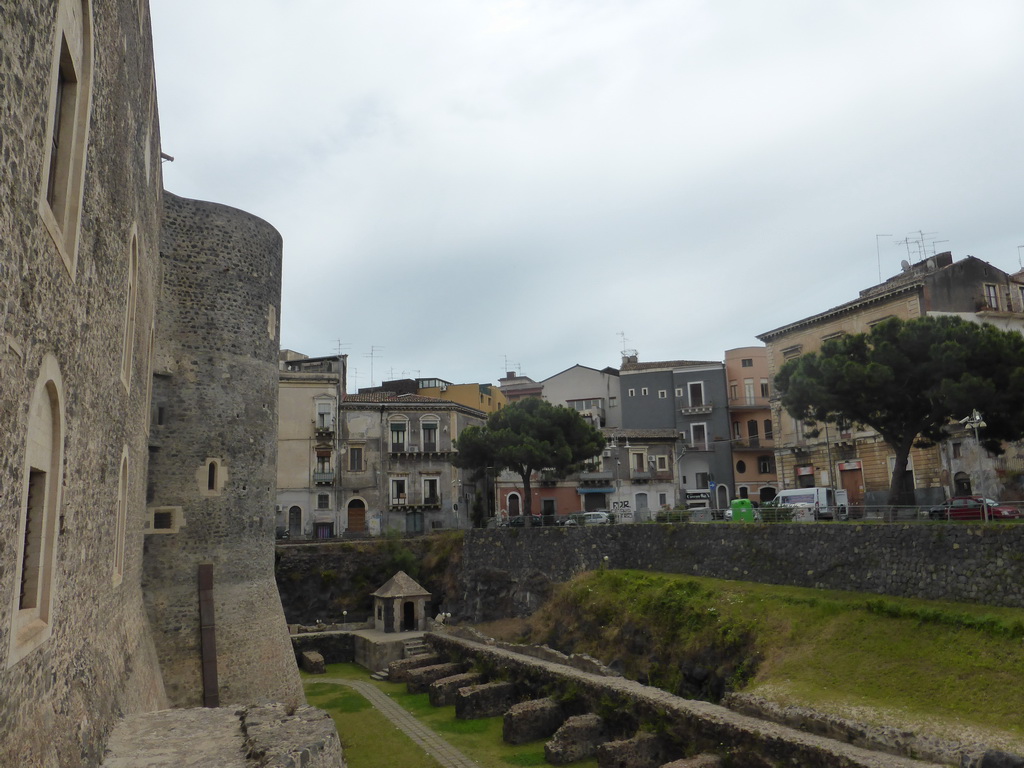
{"left": 321, "top": 678, "right": 482, "bottom": 768}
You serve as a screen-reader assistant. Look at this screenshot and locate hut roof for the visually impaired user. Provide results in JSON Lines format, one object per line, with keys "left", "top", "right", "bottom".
{"left": 371, "top": 570, "right": 431, "bottom": 598}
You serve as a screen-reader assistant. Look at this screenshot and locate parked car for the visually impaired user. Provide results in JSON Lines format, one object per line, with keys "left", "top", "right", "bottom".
{"left": 565, "top": 511, "right": 611, "bottom": 526}
{"left": 508, "top": 514, "right": 543, "bottom": 527}
{"left": 928, "top": 497, "right": 1022, "bottom": 521}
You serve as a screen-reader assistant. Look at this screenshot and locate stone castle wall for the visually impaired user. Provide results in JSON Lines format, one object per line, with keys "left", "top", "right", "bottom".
{"left": 0, "top": 0, "right": 168, "bottom": 765}
{"left": 458, "top": 525, "right": 1024, "bottom": 621}
{"left": 144, "top": 192, "right": 302, "bottom": 708}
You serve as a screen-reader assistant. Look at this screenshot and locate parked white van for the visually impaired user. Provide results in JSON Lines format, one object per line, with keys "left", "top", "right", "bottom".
{"left": 774, "top": 487, "right": 849, "bottom": 521}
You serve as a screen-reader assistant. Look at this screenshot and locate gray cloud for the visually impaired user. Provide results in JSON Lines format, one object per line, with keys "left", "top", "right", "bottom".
{"left": 151, "top": 0, "right": 1024, "bottom": 385}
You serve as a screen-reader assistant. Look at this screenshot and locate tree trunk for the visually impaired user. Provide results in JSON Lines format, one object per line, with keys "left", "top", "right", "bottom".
{"left": 520, "top": 471, "right": 533, "bottom": 519}
{"left": 886, "top": 437, "right": 915, "bottom": 519}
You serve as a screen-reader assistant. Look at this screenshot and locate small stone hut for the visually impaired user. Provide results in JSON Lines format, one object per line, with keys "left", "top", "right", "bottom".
{"left": 371, "top": 571, "right": 432, "bottom": 633}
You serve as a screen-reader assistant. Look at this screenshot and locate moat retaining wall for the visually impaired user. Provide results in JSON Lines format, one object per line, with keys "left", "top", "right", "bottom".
{"left": 457, "top": 524, "right": 1024, "bottom": 621}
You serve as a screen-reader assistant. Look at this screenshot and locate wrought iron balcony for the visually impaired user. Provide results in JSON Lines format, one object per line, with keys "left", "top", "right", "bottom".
{"left": 313, "top": 471, "right": 335, "bottom": 484}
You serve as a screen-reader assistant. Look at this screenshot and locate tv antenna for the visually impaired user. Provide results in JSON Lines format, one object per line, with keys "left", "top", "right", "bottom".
{"left": 364, "top": 346, "right": 383, "bottom": 387}
{"left": 333, "top": 340, "right": 351, "bottom": 356}
{"left": 875, "top": 234, "right": 892, "bottom": 283}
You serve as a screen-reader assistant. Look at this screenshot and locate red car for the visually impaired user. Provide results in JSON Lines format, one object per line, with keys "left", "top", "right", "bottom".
{"left": 929, "top": 496, "right": 1022, "bottom": 521}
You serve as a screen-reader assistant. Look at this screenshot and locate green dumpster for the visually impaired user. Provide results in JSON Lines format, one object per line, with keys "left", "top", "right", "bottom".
{"left": 730, "top": 498, "right": 757, "bottom": 522}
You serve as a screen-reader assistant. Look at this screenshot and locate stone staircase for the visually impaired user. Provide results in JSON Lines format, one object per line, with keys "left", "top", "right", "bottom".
{"left": 403, "top": 637, "right": 431, "bottom": 658}
{"left": 370, "top": 636, "right": 431, "bottom": 680}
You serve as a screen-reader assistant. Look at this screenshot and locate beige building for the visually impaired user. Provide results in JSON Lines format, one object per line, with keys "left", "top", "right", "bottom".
{"left": 757, "top": 253, "right": 1024, "bottom": 510}
{"left": 725, "top": 347, "right": 779, "bottom": 503}
{"left": 276, "top": 351, "right": 348, "bottom": 538}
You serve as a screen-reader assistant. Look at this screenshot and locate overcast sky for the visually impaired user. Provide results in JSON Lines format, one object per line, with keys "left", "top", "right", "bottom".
{"left": 150, "top": 1, "right": 1024, "bottom": 390}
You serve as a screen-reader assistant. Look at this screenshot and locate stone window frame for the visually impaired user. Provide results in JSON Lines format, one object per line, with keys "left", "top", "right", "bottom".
{"left": 419, "top": 415, "right": 440, "bottom": 452}
{"left": 145, "top": 506, "right": 184, "bottom": 535}
{"left": 347, "top": 443, "right": 364, "bottom": 472}
{"left": 120, "top": 228, "right": 139, "bottom": 390}
{"left": 8, "top": 354, "right": 65, "bottom": 668}
{"left": 197, "top": 458, "right": 225, "bottom": 497}
{"left": 38, "top": 0, "right": 94, "bottom": 279}
{"left": 112, "top": 447, "right": 129, "bottom": 585}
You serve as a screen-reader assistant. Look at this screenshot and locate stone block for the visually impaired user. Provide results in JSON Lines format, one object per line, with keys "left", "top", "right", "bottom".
{"left": 455, "top": 681, "right": 516, "bottom": 719}
{"left": 387, "top": 654, "right": 443, "bottom": 682}
{"left": 503, "top": 697, "right": 566, "bottom": 745}
{"left": 406, "top": 662, "right": 470, "bottom": 694}
{"left": 597, "top": 731, "right": 665, "bottom": 768}
{"left": 300, "top": 651, "right": 326, "bottom": 674}
{"left": 659, "top": 756, "right": 722, "bottom": 768}
{"left": 545, "top": 713, "right": 609, "bottom": 765}
{"left": 429, "top": 672, "right": 483, "bottom": 707}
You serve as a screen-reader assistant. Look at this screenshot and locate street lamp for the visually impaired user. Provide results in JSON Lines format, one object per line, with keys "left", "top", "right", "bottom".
{"left": 959, "top": 410, "right": 987, "bottom": 522}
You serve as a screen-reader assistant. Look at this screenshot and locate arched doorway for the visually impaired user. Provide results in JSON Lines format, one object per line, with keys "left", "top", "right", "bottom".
{"left": 288, "top": 505, "right": 302, "bottom": 538}
{"left": 347, "top": 498, "right": 366, "bottom": 532}
{"left": 716, "top": 485, "right": 730, "bottom": 509}
{"left": 954, "top": 471, "right": 972, "bottom": 495}
{"left": 507, "top": 493, "right": 521, "bottom": 516}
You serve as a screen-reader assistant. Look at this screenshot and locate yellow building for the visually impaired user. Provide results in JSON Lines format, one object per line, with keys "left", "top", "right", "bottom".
{"left": 757, "top": 253, "right": 1024, "bottom": 513}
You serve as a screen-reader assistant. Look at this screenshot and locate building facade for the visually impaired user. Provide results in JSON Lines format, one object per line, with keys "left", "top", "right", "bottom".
{"left": 540, "top": 364, "right": 623, "bottom": 429}
{"left": 339, "top": 393, "right": 487, "bottom": 534}
{"left": 277, "top": 352, "right": 348, "bottom": 539}
{"left": 724, "top": 347, "right": 779, "bottom": 503}
{"left": 757, "top": 253, "right": 1024, "bottom": 508}
{"left": 619, "top": 355, "right": 734, "bottom": 509}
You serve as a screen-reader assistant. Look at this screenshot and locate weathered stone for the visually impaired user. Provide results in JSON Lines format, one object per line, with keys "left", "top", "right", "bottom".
{"left": 545, "top": 714, "right": 609, "bottom": 765}
{"left": 300, "top": 651, "right": 326, "bottom": 674}
{"left": 596, "top": 731, "right": 665, "bottom": 768}
{"left": 503, "top": 697, "right": 566, "bottom": 745}
{"left": 406, "top": 662, "right": 469, "bottom": 694}
{"left": 241, "top": 703, "right": 345, "bottom": 768}
{"left": 387, "top": 654, "right": 444, "bottom": 682}
{"left": 660, "top": 755, "right": 722, "bottom": 768}
{"left": 429, "top": 672, "right": 483, "bottom": 707}
{"left": 455, "top": 681, "right": 516, "bottom": 720}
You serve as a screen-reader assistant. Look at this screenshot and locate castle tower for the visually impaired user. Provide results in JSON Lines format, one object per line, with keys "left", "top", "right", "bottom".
{"left": 144, "top": 192, "right": 303, "bottom": 707}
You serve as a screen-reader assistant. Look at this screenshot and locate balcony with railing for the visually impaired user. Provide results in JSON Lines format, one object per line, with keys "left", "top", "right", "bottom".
{"left": 727, "top": 395, "right": 771, "bottom": 410}
{"left": 680, "top": 399, "right": 714, "bottom": 416}
{"left": 732, "top": 436, "right": 775, "bottom": 451}
{"left": 313, "top": 470, "right": 335, "bottom": 484}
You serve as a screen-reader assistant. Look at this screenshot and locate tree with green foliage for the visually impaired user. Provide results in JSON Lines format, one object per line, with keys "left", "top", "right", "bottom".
{"left": 775, "top": 316, "right": 1024, "bottom": 506}
{"left": 454, "top": 398, "right": 606, "bottom": 520}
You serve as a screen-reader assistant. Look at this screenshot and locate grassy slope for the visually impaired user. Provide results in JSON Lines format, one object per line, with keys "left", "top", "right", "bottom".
{"left": 304, "top": 664, "right": 598, "bottom": 768}
{"left": 492, "top": 570, "right": 1024, "bottom": 753}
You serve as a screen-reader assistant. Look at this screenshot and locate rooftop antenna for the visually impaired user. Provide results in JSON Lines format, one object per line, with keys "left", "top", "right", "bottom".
{"left": 929, "top": 239, "right": 948, "bottom": 256}
{"left": 875, "top": 234, "right": 892, "bottom": 283}
{"left": 1018, "top": 245, "right": 1023, "bottom": 270}
{"left": 618, "top": 331, "right": 638, "bottom": 359}
{"left": 333, "top": 340, "right": 351, "bottom": 356}
{"left": 363, "top": 346, "right": 383, "bottom": 387}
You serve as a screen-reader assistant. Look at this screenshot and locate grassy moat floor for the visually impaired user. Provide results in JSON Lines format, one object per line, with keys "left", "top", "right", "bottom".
{"left": 479, "top": 570, "right": 1024, "bottom": 755}
{"left": 303, "top": 663, "right": 598, "bottom": 768}
{"left": 304, "top": 571, "right": 1024, "bottom": 766}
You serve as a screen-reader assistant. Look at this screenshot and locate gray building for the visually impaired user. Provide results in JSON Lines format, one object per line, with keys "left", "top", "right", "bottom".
{"left": 339, "top": 393, "right": 487, "bottom": 534}
{"left": 619, "top": 355, "right": 734, "bottom": 509}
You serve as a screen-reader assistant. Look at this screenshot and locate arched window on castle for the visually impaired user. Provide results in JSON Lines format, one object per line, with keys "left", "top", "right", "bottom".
{"left": 39, "top": 0, "right": 94, "bottom": 278}
{"left": 8, "top": 355, "right": 65, "bottom": 668}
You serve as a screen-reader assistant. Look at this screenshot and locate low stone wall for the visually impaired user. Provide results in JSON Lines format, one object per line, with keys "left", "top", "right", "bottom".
{"left": 426, "top": 632, "right": 969, "bottom": 767}
{"left": 291, "top": 631, "right": 355, "bottom": 665}
{"left": 459, "top": 524, "right": 1024, "bottom": 621}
